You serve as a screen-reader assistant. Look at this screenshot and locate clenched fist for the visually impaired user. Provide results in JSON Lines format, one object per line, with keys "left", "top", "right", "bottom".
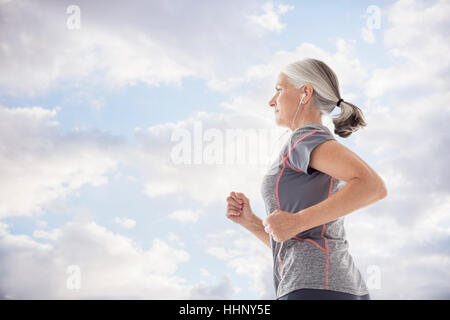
{"left": 262, "top": 209, "right": 302, "bottom": 242}
{"left": 225, "top": 191, "right": 256, "bottom": 228}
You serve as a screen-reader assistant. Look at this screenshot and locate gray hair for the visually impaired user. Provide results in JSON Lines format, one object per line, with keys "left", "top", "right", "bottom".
{"left": 281, "top": 58, "right": 367, "bottom": 138}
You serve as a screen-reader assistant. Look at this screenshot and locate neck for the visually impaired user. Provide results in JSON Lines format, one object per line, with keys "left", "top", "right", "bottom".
{"left": 289, "top": 117, "right": 322, "bottom": 132}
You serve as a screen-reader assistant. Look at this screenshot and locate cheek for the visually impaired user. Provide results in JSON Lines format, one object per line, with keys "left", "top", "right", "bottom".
{"left": 277, "top": 95, "right": 289, "bottom": 112}
{"left": 277, "top": 92, "right": 291, "bottom": 105}
{"left": 276, "top": 95, "right": 283, "bottom": 108}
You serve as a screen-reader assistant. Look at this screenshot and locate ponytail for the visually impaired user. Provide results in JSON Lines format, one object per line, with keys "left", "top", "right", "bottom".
{"left": 282, "top": 58, "right": 368, "bottom": 138}
{"left": 332, "top": 100, "right": 367, "bottom": 138}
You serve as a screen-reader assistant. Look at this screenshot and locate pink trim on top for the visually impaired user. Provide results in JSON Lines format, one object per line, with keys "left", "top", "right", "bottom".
{"left": 275, "top": 155, "right": 287, "bottom": 298}
{"left": 286, "top": 129, "right": 325, "bottom": 158}
{"left": 275, "top": 128, "right": 333, "bottom": 294}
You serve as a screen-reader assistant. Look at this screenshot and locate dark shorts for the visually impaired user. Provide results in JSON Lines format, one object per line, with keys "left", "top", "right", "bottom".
{"left": 278, "top": 288, "right": 371, "bottom": 300}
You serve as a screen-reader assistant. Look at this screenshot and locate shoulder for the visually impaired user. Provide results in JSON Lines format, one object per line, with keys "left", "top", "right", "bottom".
{"left": 290, "top": 123, "right": 335, "bottom": 144}
{"left": 287, "top": 124, "right": 338, "bottom": 174}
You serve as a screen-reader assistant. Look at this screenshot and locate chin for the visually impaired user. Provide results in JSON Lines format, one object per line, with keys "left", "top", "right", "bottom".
{"left": 274, "top": 117, "right": 283, "bottom": 126}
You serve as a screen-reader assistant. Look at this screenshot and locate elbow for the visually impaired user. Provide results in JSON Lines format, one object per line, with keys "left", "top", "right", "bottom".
{"left": 378, "top": 182, "right": 388, "bottom": 199}
{"left": 374, "top": 176, "right": 388, "bottom": 200}
{"left": 356, "top": 173, "right": 388, "bottom": 200}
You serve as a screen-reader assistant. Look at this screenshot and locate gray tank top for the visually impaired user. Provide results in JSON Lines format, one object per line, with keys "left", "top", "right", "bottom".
{"left": 260, "top": 122, "right": 369, "bottom": 299}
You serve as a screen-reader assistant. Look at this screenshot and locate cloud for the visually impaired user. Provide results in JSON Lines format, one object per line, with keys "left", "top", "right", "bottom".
{"left": 345, "top": 210, "right": 450, "bottom": 299}
{"left": 247, "top": 2, "right": 294, "bottom": 33}
{"left": 187, "top": 0, "right": 450, "bottom": 300}
{"left": 132, "top": 110, "right": 284, "bottom": 206}
{"left": 168, "top": 232, "right": 185, "bottom": 247}
{"left": 189, "top": 274, "right": 236, "bottom": 300}
{"left": 32, "top": 228, "right": 62, "bottom": 241}
{"left": 340, "top": 0, "right": 450, "bottom": 299}
{"left": 129, "top": 36, "right": 371, "bottom": 207}
{"left": 0, "top": 0, "right": 278, "bottom": 96}
{"left": 169, "top": 209, "right": 202, "bottom": 223}
{"left": 361, "top": 27, "right": 376, "bottom": 44}
{"left": 0, "top": 217, "right": 237, "bottom": 299}
{"left": 363, "top": 0, "right": 450, "bottom": 98}
{"left": 204, "top": 229, "right": 275, "bottom": 299}
{"left": 0, "top": 104, "right": 126, "bottom": 218}
{"left": 0, "top": 0, "right": 195, "bottom": 95}
{"left": 113, "top": 217, "right": 136, "bottom": 229}
{"left": 0, "top": 0, "right": 449, "bottom": 300}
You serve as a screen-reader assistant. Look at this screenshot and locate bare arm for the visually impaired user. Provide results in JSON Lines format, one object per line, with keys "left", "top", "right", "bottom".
{"left": 293, "top": 139, "right": 387, "bottom": 232}
{"left": 226, "top": 192, "right": 272, "bottom": 249}
{"left": 243, "top": 215, "right": 271, "bottom": 249}
{"left": 294, "top": 177, "right": 385, "bottom": 232}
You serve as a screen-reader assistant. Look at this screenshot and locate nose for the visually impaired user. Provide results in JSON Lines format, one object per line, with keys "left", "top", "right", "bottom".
{"left": 269, "top": 97, "right": 276, "bottom": 108}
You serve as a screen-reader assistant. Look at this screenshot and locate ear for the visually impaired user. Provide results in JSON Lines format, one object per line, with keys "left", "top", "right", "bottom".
{"left": 304, "top": 84, "right": 314, "bottom": 98}
{"left": 298, "top": 84, "right": 313, "bottom": 104}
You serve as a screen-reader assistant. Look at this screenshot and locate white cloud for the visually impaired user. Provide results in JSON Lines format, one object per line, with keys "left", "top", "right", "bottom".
{"left": 200, "top": 268, "right": 212, "bottom": 278}
{"left": 247, "top": 2, "right": 294, "bottom": 33}
{"left": 167, "top": 232, "right": 184, "bottom": 247}
{"left": 361, "top": 27, "right": 376, "bottom": 44}
{"left": 0, "top": 104, "right": 124, "bottom": 218}
{"left": 90, "top": 97, "right": 105, "bottom": 111}
{"left": 0, "top": 218, "right": 237, "bottom": 299}
{"left": 204, "top": 230, "right": 275, "bottom": 299}
{"left": 344, "top": 205, "right": 450, "bottom": 299}
{"left": 277, "top": 4, "right": 295, "bottom": 15}
{"left": 32, "top": 229, "right": 62, "bottom": 241}
{"left": 113, "top": 217, "right": 136, "bottom": 229}
{"left": 0, "top": 0, "right": 274, "bottom": 96}
{"left": 129, "top": 37, "right": 369, "bottom": 206}
{"left": 363, "top": 0, "right": 450, "bottom": 98}
{"left": 0, "top": 0, "right": 449, "bottom": 300}
{"left": 169, "top": 209, "right": 202, "bottom": 223}
{"left": 194, "top": 0, "right": 450, "bottom": 300}
{"left": 189, "top": 274, "right": 237, "bottom": 300}
{"left": 336, "top": 0, "right": 450, "bottom": 299}
{"left": 132, "top": 111, "right": 281, "bottom": 206}
{"left": 36, "top": 220, "right": 48, "bottom": 229}
{"left": 228, "top": 37, "right": 369, "bottom": 95}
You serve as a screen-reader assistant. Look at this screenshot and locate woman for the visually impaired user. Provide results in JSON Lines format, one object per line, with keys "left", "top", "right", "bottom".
{"left": 225, "top": 58, "right": 387, "bottom": 300}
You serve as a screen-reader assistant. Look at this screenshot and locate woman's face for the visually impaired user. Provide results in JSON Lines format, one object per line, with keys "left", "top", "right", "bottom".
{"left": 268, "top": 73, "right": 300, "bottom": 128}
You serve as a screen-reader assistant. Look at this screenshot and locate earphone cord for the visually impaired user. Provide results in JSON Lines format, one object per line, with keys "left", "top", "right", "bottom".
{"left": 291, "top": 94, "right": 305, "bottom": 130}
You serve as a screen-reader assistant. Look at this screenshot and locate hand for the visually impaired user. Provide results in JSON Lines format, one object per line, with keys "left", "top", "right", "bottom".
{"left": 225, "top": 191, "right": 256, "bottom": 227}
{"left": 262, "top": 209, "right": 301, "bottom": 242}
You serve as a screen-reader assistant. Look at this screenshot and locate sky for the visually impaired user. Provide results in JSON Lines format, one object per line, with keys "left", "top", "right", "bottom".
{"left": 0, "top": 0, "right": 449, "bottom": 299}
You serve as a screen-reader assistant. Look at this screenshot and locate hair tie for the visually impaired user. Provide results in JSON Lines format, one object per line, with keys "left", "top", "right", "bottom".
{"left": 336, "top": 98, "right": 344, "bottom": 107}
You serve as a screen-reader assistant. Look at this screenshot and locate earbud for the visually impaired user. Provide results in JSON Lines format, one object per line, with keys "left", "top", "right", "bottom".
{"left": 291, "top": 92, "right": 307, "bottom": 129}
